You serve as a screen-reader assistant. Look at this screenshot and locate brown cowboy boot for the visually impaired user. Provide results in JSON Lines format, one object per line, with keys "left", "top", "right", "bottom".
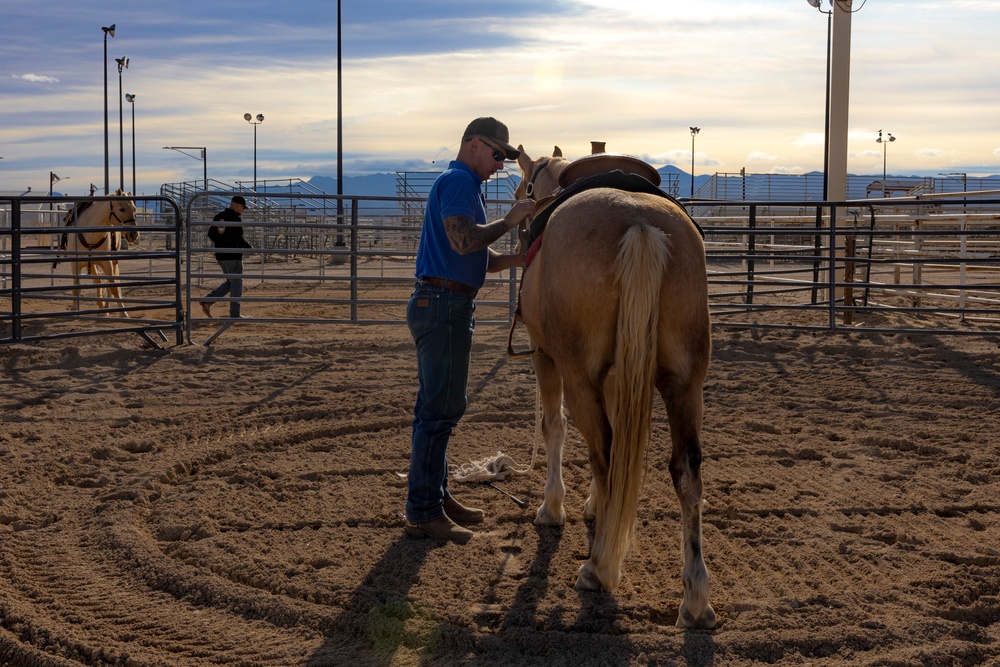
{"left": 444, "top": 496, "right": 485, "bottom": 524}
{"left": 405, "top": 515, "right": 473, "bottom": 544}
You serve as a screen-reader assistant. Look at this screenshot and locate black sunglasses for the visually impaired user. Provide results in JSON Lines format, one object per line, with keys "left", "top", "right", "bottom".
{"left": 479, "top": 138, "right": 507, "bottom": 163}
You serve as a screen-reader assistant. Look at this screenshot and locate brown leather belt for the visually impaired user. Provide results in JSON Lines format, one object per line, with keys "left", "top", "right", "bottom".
{"left": 419, "top": 276, "right": 478, "bottom": 298}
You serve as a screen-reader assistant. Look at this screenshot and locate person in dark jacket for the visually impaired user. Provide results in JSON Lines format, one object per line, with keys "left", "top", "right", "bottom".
{"left": 202, "top": 195, "right": 252, "bottom": 318}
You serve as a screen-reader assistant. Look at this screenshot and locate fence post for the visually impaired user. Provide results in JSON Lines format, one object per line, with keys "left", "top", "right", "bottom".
{"left": 828, "top": 206, "right": 838, "bottom": 330}
{"left": 746, "top": 205, "right": 756, "bottom": 305}
{"left": 350, "top": 198, "right": 359, "bottom": 322}
{"left": 959, "top": 216, "right": 967, "bottom": 320}
{"left": 11, "top": 200, "right": 22, "bottom": 342}
{"left": 844, "top": 234, "right": 855, "bottom": 325}
{"left": 812, "top": 205, "right": 823, "bottom": 304}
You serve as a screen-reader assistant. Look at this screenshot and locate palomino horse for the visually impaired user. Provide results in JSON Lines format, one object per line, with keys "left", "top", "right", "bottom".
{"left": 54, "top": 189, "right": 138, "bottom": 316}
{"left": 514, "top": 146, "right": 715, "bottom": 629}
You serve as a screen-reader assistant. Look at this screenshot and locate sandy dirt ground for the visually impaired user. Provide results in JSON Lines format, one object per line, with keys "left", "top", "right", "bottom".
{"left": 1, "top": 305, "right": 999, "bottom": 666}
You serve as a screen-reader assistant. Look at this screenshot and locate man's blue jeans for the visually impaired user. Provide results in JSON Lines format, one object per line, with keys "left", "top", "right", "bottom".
{"left": 406, "top": 282, "right": 475, "bottom": 523}
{"left": 206, "top": 258, "right": 243, "bottom": 317}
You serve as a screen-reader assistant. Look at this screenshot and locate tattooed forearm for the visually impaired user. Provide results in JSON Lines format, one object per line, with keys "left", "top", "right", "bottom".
{"left": 443, "top": 214, "right": 511, "bottom": 255}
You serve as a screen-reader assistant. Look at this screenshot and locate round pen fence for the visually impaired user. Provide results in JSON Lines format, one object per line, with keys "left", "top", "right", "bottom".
{"left": 0, "top": 194, "right": 184, "bottom": 346}
{"left": 700, "top": 194, "right": 1000, "bottom": 335}
{"left": 2, "top": 191, "right": 999, "bottom": 345}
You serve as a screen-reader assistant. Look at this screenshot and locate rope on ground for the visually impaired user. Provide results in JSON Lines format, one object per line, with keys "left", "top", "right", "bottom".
{"left": 452, "top": 384, "right": 542, "bottom": 483}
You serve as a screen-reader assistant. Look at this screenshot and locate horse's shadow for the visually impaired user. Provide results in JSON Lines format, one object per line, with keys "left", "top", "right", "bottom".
{"left": 305, "top": 516, "right": 717, "bottom": 666}
{"left": 500, "top": 520, "right": 718, "bottom": 666}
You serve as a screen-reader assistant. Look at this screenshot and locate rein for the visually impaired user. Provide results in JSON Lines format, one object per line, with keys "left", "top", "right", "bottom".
{"left": 508, "top": 162, "right": 553, "bottom": 360}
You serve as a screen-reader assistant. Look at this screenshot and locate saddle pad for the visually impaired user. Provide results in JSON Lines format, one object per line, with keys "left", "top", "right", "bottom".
{"left": 63, "top": 200, "right": 94, "bottom": 225}
{"left": 525, "top": 169, "right": 703, "bottom": 250}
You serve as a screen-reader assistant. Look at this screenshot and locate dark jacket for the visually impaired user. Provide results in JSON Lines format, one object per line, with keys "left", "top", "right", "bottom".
{"left": 208, "top": 207, "right": 252, "bottom": 261}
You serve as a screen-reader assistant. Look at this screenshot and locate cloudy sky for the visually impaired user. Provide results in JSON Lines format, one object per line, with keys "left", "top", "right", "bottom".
{"left": 2, "top": 0, "right": 998, "bottom": 196}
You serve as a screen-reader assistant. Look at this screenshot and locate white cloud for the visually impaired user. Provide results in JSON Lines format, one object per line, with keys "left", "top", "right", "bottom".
{"left": 793, "top": 133, "right": 824, "bottom": 149}
{"left": 3, "top": 0, "right": 1000, "bottom": 193}
{"left": 13, "top": 73, "right": 59, "bottom": 84}
{"left": 855, "top": 150, "right": 883, "bottom": 160}
{"left": 650, "top": 149, "right": 691, "bottom": 166}
{"left": 769, "top": 165, "right": 804, "bottom": 175}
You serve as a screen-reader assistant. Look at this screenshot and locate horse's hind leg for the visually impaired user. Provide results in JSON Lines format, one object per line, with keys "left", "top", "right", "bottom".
{"left": 560, "top": 371, "right": 615, "bottom": 591}
{"left": 661, "top": 375, "right": 716, "bottom": 629}
{"left": 532, "top": 351, "right": 568, "bottom": 527}
{"left": 90, "top": 266, "right": 108, "bottom": 311}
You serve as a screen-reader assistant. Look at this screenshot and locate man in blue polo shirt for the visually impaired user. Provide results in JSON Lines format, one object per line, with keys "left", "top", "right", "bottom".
{"left": 405, "top": 117, "right": 535, "bottom": 543}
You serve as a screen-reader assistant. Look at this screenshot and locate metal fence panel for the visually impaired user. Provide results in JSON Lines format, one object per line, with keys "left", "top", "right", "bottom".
{"left": 0, "top": 195, "right": 184, "bottom": 345}
{"left": 3, "top": 192, "right": 998, "bottom": 346}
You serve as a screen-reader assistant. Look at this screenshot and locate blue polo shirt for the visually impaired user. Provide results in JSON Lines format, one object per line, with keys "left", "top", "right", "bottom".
{"left": 414, "top": 160, "right": 489, "bottom": 289}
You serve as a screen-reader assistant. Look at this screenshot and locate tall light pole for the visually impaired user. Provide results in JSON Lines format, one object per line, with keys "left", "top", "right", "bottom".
{"left": 101, "top": 24, "right": 115, "bottom": 195}
{"left": 336, "top": 0, "right": 345, "bottom": 247}
{"left": 125, "top": 93, "right": 136, "bottom": 194}
{"left": 807, "top": 0, "right": 832, "bottom": 200}
{"left": 115, "top": 56, "right": 129, "bottom": 192}
{"left": 689, "top": 126, "right": 700, "bottom": 198}
{"left": 244, "top": 113, "right": 264, "bottom": 190}
{"left": 162, "top": 146, "right": 208, "bottom": 191}
{"left": 876, "top": 129, "right": 895, "bottom": 197}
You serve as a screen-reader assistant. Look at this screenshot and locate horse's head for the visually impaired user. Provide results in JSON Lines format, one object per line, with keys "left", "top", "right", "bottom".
{"left": 111, "top": 188, "right": 139, "bottom": 244}
{"left": 515, "top": 146, "right": 569, "bottom": 202}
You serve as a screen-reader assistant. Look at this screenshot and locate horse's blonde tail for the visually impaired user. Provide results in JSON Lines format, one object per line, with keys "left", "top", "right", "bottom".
{"left": 594, "top": 221, "right": 668, "bottom": 589}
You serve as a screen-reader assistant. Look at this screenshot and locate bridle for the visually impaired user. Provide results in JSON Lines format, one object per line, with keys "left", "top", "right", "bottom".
{"left": 110, "top": 200, "right": 139, "bottom": 243}
{"left": 524, "top": 158, "right": 553, "bottom": 199}
{"left": 109, "top": 201, "right": 137, "bottom": 227}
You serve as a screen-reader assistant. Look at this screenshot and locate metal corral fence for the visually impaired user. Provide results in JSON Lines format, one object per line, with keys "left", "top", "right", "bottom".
{"left": 3, "top": 191, "right": 999, "bottom": 346}
{"left": 183, "top": 192, "right": 523, "bottom": 345}
{"left": 0, "top": 194, "right": 184, "bottom": 345}
{"left": 700, "top": 191, "right": 1000, "bottom": 335}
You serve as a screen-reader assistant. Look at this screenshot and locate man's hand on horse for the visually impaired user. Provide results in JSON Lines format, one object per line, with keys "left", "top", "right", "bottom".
{"left": 506, "top": 199, "right": 536, "bottom": 231}
{"left": 515, "top": 225, "right": 529, "bottom": 261}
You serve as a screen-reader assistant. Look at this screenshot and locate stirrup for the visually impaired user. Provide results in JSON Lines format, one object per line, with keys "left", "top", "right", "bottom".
{"left": 507, "top": 314, "right": 539, "bottom": 359}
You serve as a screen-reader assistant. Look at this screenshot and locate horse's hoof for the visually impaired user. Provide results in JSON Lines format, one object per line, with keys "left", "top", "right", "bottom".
{"left": 574, "top": 562, "right": 603, "bottom": 591}
{"left": 676, "top": 602, "right": 717, "bottom": 630}
{"left": 533, "top": 504, "right": 565, "bottom": 526}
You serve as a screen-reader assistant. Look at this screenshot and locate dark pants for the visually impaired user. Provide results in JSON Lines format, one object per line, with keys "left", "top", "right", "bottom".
{"left": 405, "top": 282, "right": 475, "bottom": 523}
{"left": 206, "top": 258, "right": 243, "bottom": 317}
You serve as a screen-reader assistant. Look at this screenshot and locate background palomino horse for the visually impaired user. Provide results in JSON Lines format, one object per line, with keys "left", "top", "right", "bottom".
{"left": 54, "top": 189, "right": 138, "bottom": 316}
{"left": 513, "top": 146, "right": 715, "bottom": 629}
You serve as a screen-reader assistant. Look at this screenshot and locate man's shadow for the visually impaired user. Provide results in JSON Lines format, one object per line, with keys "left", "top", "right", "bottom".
{"left": 305, "top": 535, "right": 437, "bottom": 666}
